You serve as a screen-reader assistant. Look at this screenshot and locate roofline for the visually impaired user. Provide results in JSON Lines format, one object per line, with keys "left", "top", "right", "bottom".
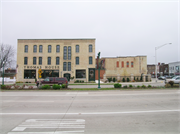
{"left": 101, "top": 55, "right": 147, "bottom": 58}
{"left": 18, "top": 38, "right": 96, "bottom": 40}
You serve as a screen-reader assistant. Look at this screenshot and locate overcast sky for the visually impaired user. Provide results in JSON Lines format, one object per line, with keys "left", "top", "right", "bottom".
{"left": 0, "top": 0, "right": 179, "bottom": 65}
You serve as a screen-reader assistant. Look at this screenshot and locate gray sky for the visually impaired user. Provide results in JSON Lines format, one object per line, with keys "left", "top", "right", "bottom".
{"left": 0, "top": 0, "right": 179, "bottom": 65}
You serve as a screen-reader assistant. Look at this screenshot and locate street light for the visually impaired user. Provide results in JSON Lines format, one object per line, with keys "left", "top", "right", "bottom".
{"left": 2, "top": 61, "right": 4, "bottom": 85}
{"left": 155, "top": 43, "right": 172, "bottom": 82}
{"left": 98, "top": 51, "right": 101, "bottom": 89}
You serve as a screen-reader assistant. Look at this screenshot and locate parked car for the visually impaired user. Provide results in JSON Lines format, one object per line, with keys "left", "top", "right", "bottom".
{"left": 165, "top": 76, "right": 180, "bottom": 84}
{"left": 165, "top": 76, "right": 173, "bottom": 79}
{"left": 36, "top": 77, "right": 68, "bottom": 87}
{"left": 158, "top": 76, "right": 166, "bottom": 80}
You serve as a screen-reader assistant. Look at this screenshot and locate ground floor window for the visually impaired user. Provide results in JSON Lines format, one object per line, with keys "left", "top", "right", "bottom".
{"left": 41, "top": 70, "right": 59, "bottom": 78}
{"left": 24, "top": 70, "right": 36, "bottom": 79}
{"left": 76, "top": 70, "right": 86, "bottom": 78}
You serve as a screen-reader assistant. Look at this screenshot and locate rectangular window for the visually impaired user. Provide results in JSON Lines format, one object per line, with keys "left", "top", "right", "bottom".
{"left": 39, "top": 57, "right": 42, "bottom": 65}
{"left": 39, "top": 45, "right": 43, "bottom": 53}
{"left": 63, "top": 62, "right": 67, "bottom": 71}
{"left": 68, "top": 46, "right": 71, "bottom": 60}
{"left": 127, "top": 62, "right": 129, "bottom": 67}
{"left": 56, "top": 45, "right": 60, "bottom": 53}
{"left": 122, "top": 61, "right": 124, "bottom": 67}
{"left": 24, "top": 45, "right": 28, "bottom": 53}
{"left": 33, "top": 45, "right": 37, "bottom": 53}
{"left": 68, "top": 62, "right": 71, "bottom": 71}
{"left": 131, "top": 62, "right": 134, "bottom": 67}
{"left": 48, "top": 57, "right": 51, "bottom": 65}
{"left": 24, "top": 57, "right": 28, "bottom": 65}
{"left": 48, "top": 45, "right": 51, "bottom": 53}
{"left": 63, "top": 46, "right": 67, "bottom": 60}
{"left": 33, "top": 57, "right": 36, "bottom": 65}
{"left": 76, "top": 45, "right": 79, "bottom": 53}
{"left": 89, "top": 45, "right": 92, "bottom": 52}
{"left": 117, "top": 61, "right": 119, "bottom": 67}
{"left": 89, "top": 57, "right": 92, "bottom": 64}
{"left": 76, "top": 70, "right": 86, "bottom": 78}
{"left": 56, "top": 57, "right": 59, "bottom": 65}
{"left": 24, "top": 70, "right": 36, "bottom": 79}
{"left": 76, "top": 57, "right": 79, "bottom": 65}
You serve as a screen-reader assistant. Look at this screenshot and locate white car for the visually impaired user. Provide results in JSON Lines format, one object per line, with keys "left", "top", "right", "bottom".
{"left": 165, "top": 76, "right": 180, "bottom": 84}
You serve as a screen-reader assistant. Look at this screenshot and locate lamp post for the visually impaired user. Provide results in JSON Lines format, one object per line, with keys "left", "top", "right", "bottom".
{"left": 155, "top": 43, "right": 172, "bottom": 82}
{"left": 2, "top": 61, "right": 4, "bottom": 85}
{"left": 98, "top": 51, "right": 101, "bottom": 89}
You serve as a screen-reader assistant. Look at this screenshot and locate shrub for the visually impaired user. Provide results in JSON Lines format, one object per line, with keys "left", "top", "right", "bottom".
{"left": 129, "top": 85, "right": 133, "bottom": 88}
{"left": 114, "top": 83, "right": 122, "bottom": 88}
{"left": 123, "top": 85, "right": 128, "bottom": 88}
{"left": 19, "top": 84, "right": 26, "bottom": 89}
{"left": 127, "top": 78, "right": 130, "bottom": 82}
{"left": 168, "top": 81, "right": 174, "bottom": 87}
{"left": 42, "top": 85, "right": 51, "bottom": 89}
{"left": 122, "top": 78, "right": 125, "bottom": 82}
{"left": 107, "top": 78, "right": 112, "bottom": 82}
{"left": 5, "top": 85, "right": 12, "bottom": 89}
{"left": 28, "top": 86, "right": 34, "bottom": 89}
{"left": 148, "top": 85, "right": 152, "bottom": 88}
{"left": 137, "top": 85, "right": 140, "bottom": 88}
{"left": 141, "top": 85, "right": 146, "bottom": 88}
{"left": 62, "top": 84, "right": 66, "bottom": 88}
{"left": 113, "top": 77, "right": 116, "bottom": 82}
{"left": 13, "top": 84, "right": 20, "bottom": 89}
{"left": 1, "top": 85, "right": 6, "bottom": 89}
{"left": 53, "top": 84, "right": 61, "bottom": 89}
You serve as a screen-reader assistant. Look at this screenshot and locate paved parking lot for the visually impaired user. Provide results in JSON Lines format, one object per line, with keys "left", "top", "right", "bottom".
{"left": 0, "top": 89, "right": 180, "bottom": 134}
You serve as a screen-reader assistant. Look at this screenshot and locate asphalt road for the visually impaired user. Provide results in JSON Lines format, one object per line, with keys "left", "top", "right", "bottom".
{"left": 0, "top": 89, "right": 180, "bottom": 134}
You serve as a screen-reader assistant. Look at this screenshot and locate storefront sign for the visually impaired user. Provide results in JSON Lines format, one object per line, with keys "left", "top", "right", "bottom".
{"left": 24, "top": 66, "right": 59, "bottom": 69}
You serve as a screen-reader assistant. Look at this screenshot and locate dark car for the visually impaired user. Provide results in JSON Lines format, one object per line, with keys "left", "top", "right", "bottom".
{"left": 158, "top": 76, "right": 166, "bottom": 80}
{"left": 36, "top": 77, "right": 68, "bottom": 87}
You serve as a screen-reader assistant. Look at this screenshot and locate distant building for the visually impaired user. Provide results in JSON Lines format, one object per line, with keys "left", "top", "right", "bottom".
{"left": 96, "top": 56, "right": 147, "bottom": 80}
{"left": 159, "top": 63, "right": 169, "bottom": 76}
{"left": 16, "top": 39, "right": 96, "bottom": 82}
{"left": 169, "top": 61, "right": 180, "bottom": 75}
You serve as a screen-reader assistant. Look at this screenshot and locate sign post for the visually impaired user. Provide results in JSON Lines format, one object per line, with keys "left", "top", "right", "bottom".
{"left": 38, "top": 69, "right": 42, "bottom": 86}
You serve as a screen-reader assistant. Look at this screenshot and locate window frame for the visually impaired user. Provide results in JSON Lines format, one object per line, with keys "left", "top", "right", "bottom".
{"left": 48, "top": 57, "right": 51, "bottom": 65}
{"left": 24, "top": 57, "right": 28, "bottom": 65}
{"left": 56, "top": 45, "right": 60, "bottom": 53}
{"left": 39, "top": 45, "right": 43, "bottom": 53}
{"left": 39, "top": 57, "right": 42, "bottom": 65}
{"left": 89, "top": 44, "right": 93, "bottom": 52}
{"left": 89, "top": 56, "right": 92, "bottom": 64}
{"left": 33, "top": 45, "right": 37, "bottom": 53}
{"left": 68, "top": 46, "right": 71, "bottom": 60}
{"left": 63, "top": 46, "right": 67, "bottom": 60}
{"left": 56, "top": 57, "right": 59, "bottom": 65}
{"left": 24, "top": 45, "right": 28, "bottom": 53}
{"left": 76, "top": 45, "right": 79, "bottom": 53}
{"left": 68, "top": 62, "right": 71, "bottom": 71}
{"left": 63, "top": 62, "right": 67, "bottom": 71}
{"left": 76, "top": 57, "right": 79, "bottom": 65}
{"left": 33, "top": 57, "right": 36, "bottom": 65}
{"left": 48, "top": 45, "right": 51, "bottom": 53}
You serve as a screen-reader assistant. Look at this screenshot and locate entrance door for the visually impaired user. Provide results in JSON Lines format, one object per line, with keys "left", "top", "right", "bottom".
{"left": 64, "top": 73, "right": 71, "bottom": 81}
{"left": 89, "top": 68, "right": 95, "bottom": 81}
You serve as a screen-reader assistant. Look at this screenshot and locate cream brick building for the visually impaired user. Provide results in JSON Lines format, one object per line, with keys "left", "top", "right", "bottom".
{"left": 100, "top": 56, "right": 147, "bottom": 77}
{"left": 16, "top": 39, "right": 96, "bottom": 82}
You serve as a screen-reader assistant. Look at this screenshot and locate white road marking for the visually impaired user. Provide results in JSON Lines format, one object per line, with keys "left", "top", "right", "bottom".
{"left": 66, "top": 92, "right": 88, "bottom": 95}
{"left": 1, "top": 109, "right": 180, "bottom": 115}
{"left": 3, "top": 101, "right": 54, "bottom": 103}
{"left": 9, "top": 119, "right": 85, "bottom": 133}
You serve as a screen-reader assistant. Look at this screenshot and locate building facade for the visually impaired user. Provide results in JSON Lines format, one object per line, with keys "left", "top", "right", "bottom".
{"left": 169, "top": 61, "right": 180, "bottom": 75}
{"left": 96, "top": 56, "right": 147, "bottom": 79}
{"left": 16, "top": 39, "right": 96, "bottom": 82}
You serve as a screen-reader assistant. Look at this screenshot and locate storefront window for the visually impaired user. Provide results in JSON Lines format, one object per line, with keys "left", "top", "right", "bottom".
{"left": 76, "top": 70, "right": 86, "bottom": 78}
{"left": 24, "top": 70, "right": 36, "bottom": 79}
{"left": 41, "top": 70, "right": 59, "bottom": 79}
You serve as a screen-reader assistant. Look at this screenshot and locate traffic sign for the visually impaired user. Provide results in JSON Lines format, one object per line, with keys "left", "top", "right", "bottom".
{"left": 38, "top": 69, "right": 42, "bottom": 75}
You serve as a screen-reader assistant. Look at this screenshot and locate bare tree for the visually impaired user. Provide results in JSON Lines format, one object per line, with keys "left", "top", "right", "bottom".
{"left": 0, "top": 43, "right": 16, "bottom": 70}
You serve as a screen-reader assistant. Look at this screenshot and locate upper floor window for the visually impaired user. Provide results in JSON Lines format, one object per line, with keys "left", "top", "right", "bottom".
{"left": 76, "top": 57, "right": 79, "bottom": 65}
{"left": 24, "top": 45, "right": 28, "bottom": 53}
{"left": 117, "top": 61, "right": 119, "bottom": 67}
{"left": 63, "top": 62, "right": 67, "bottom": 71}
{"left": 48, "top": 45, "right": 51, "bottom": 53}
{"left": 63, "top": 46, "right": 67, "bottom": 60}
{"left": 131, "top": 62, "right": 134, "bottom": 67}
{"left": 89, "top": 56, "right": 92, "bottom": 64}
{"left": 33, "top": 45, "right": 37, "bottom": 53}
{"left": 89, "top": 44, "right": 93, "bottom": 52}
{"left": 33, "top": 57, "right": 36, "bottom": 65}
{"left": 56, "top": 57, "right": 59, "bottom": 65}
{"left": 48, "top": 57, "right": 51, "bottom": 65}
{"left": 127, "top": 61, "right": 129, "bottom": 67}
{"left": 39, "top": 57, "right": 42, "bottom": 65}
{"left": 39, "top": 45, "right": 43, "bottom": 53}
{"left": 68, "top": 46, "right": 71, "bottom": 60}
{"left": 56, "top": 45, "right": 60, "bottom": 53}
{"left": 24, "top": 57, "right": 28, "bottom": 65}
{"left": 68, "top": 62, "right": 71, "bottom": 71}
{"left": 76, "top": 45, "right": 79, "bottom": 53}
{"left": 122, "top": 61, "right": 124, "bottom": 68}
